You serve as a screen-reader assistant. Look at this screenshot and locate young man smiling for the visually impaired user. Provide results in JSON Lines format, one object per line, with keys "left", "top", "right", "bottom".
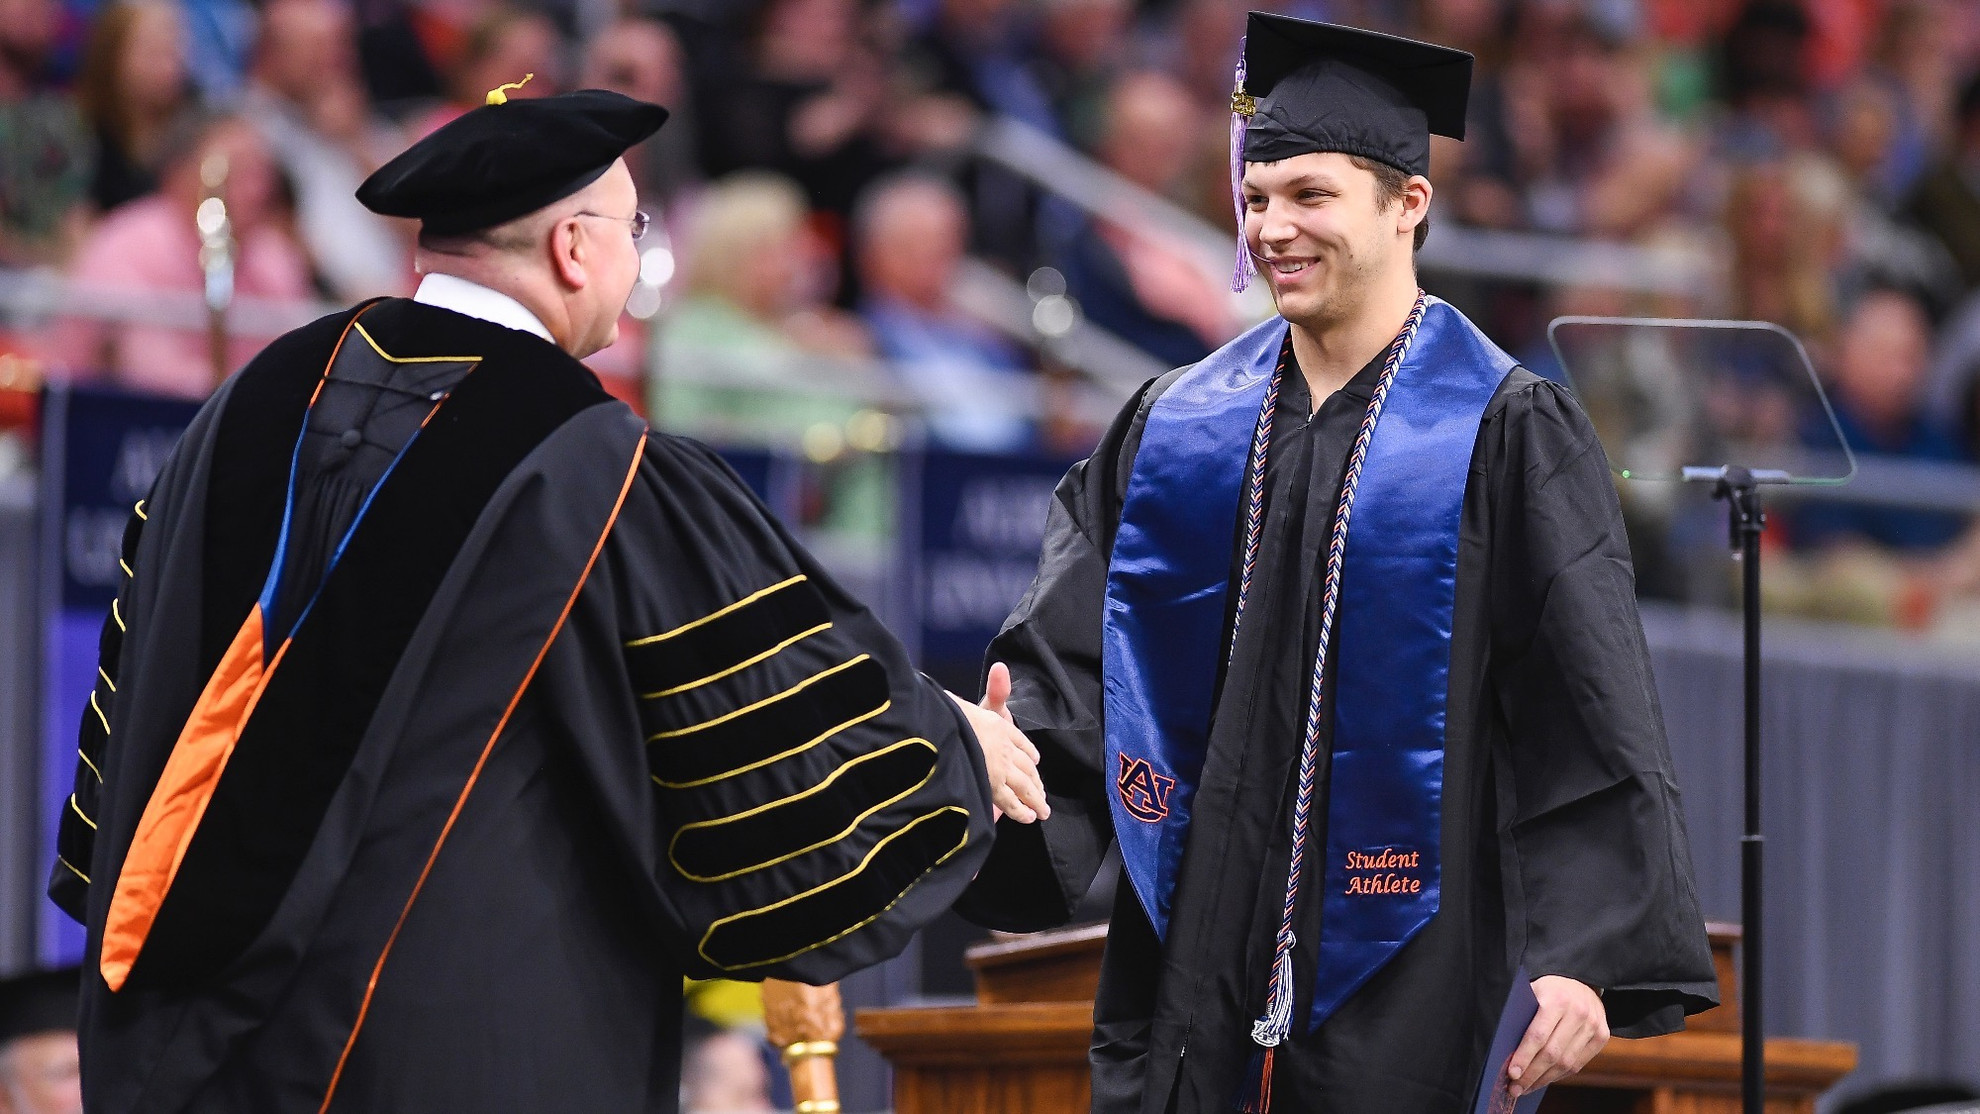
{"left": 958, "top": 15, "right": 1717, "bottom": 1113}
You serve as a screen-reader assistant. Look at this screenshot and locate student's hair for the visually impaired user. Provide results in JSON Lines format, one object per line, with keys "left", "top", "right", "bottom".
{"left": 1349, "top": 155, "right": 1429, "bottom": 251}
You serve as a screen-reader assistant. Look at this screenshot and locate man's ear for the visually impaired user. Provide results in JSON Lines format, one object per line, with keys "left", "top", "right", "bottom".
{"left": 1400, "top": 176, "right": 1433, "bottom": 236}
{"left": 549, "top": 217, "right": 589, "bottom": 291}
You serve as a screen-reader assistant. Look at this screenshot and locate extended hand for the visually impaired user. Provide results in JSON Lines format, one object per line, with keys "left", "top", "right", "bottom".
{"left": 1506, "top": 975, "right": 1609, "bottom": 1099}
{"left": 948, "top": 663, "right": 1050, "bottom": 824}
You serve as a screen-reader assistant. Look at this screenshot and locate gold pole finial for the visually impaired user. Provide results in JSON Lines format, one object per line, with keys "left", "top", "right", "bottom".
{"left": 486, "top": 72, "right": 535, "bottom": 106}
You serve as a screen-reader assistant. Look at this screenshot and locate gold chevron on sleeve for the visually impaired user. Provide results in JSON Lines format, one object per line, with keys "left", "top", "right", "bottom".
{"left": 648, "top": 656, "right": 871, "bottom": 743}
{"left": 696, "top": 807, "right": 971, "bottom": 971}
{"left": 640, "top": 621, "right": 831, "bottom": 700}
{"left": 627, "top": 574, "right": 808, "bottom": 648}
{"left": 649, "top": 701, "right": 890, "bottom": 791}
{"left": 667, "top": 737, "right": 938, "bottom": 882}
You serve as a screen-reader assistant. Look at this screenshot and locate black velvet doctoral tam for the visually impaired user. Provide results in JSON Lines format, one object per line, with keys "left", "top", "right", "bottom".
{"left": 358, "top": 88, "right": 667, "bottom": 235}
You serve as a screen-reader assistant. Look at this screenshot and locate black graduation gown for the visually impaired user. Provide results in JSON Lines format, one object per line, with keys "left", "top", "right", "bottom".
{"left": 49, "top": 298, "right": 995, "bottom": 1114}
{"left": 957, "top": 331, "right": 1718, "bottom": 1114}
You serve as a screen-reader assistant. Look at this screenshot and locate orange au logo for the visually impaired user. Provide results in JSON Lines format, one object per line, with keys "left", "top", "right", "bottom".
{"left": 1117, "top": 755, "right": 1176, "bottom": 822}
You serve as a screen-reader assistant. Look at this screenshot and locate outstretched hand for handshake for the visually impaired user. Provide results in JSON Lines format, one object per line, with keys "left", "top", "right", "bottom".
{"left": 948, "top": 662, "right": 1051, "bottom": 824}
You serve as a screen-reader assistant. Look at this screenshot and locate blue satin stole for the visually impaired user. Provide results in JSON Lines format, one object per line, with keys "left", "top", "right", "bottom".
{"left": 1100, "top": 297, "right": 1516, "bottom": 1032}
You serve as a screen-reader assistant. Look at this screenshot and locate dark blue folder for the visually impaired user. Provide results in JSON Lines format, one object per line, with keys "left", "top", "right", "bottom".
{"left": 1472, "top": 968, "right": 1549, "bottom": 1114}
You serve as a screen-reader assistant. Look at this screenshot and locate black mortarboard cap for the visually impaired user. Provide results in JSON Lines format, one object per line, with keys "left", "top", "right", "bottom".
{"left": 1236, "top": 14, "right": 1472, "bottom": 177}
{"left": 0, "top": 966, "right": 79, "bottom": 1043}
{"left": 359, "top": 82, "right": 668, "bottom": 236}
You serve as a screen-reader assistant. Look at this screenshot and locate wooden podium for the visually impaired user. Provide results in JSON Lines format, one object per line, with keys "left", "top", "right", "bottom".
{"left": 857, "top": 922, "right": 1855, "bottom": 1114}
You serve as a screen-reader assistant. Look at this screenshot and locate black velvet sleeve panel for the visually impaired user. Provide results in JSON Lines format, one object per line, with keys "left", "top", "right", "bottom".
{"left": 608, "top": 433, "right": 996, "bottom": 983}
{"left": 49, "top": 501, "right": 147, "bottom": 924}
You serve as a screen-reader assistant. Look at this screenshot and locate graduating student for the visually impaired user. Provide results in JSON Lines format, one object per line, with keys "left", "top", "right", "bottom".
{"left": 49, "top": 84, "right": 1046, "bottom": 1114}
{"left": 957, "top": 15, "right": 1717, "bottom": 1113}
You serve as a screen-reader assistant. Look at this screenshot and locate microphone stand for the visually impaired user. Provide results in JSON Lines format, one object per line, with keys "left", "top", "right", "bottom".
{"left": 1683, "top": 463, "right": 1790, "bottom": 1114}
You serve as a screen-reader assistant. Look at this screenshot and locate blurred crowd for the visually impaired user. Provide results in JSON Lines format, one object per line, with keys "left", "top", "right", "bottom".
{"left": 0, "top": 0, "right": 1977, "bottom": 627}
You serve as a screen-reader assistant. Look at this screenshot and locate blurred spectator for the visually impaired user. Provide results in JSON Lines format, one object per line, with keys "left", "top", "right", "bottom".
{"left": 698, "top": 0, "right": 893, "bottom": 220}
{"left": 653, "top": 171, "right": 889, "bottom": 543}
{"left": 48, "top": 114, "right": 314, "bottom": 398}
{"left": 242, "top": 0, "right": 410, "bottom": 301}
{"left": 1028, "top": 0, "right": 1131, "bottom": 149}
{"left": 889, "top": 0, "right": 1058, "bottom": 274}
{"left": 1475, "top": 7, "right": 1701, "bottom": 238}
{"left": 896, "top": 0, "right": 1055, "bottom": 134}
{"left": 659, "top": 172, "right": 869, "bottom": 367}
{"left": 855, "top": 172, "right": 1033, "bottom": 451}
{"left": 407, "top": 7, "right": 562, "bottom": 138}
{"left": 0, "top": 966, "right": 82, "bottom": 1114}
{"left": 1726, "top": 160, "right": 1842, "bottom": 343}
{"left": 1927, "top": 288, "right": 1980, "bottom": 425}
{"left": 178, "top": 0, "right": 255, "bottom": 104}
{"left": 353, "top": 0, "right": 445, "bottom": 112}
{"left": 1716, "top": 0, "right": 1818, "bottom": 160}
{"left": 679, "top": 1029, "right": 774, "bottom": 1114}
{"left": 75, "top": 0, "right": 193, "bottom": 213}
{"left": 1904, "top": 72, "right": 1980, "bottom": 292}
{"left": 1142, "top": 0, "right": 1245, "bottom": 115}
{"left": 581, "top": 17, "right": 699, "bottom": 206}
{"left": 1804, "top": 83, "right": 1960, "bottom": 316}
{"left": 1794, "top": 288, "right": 1970, "bottom": 551}
{"left": 1060, "top": 69, "right": 1234, "bottom": 368}
{"left": 1859, "top": 0, "right": 1959, "bottom": 200}
{"left": 0, "top": 0, "right": 92, "bottom": 265}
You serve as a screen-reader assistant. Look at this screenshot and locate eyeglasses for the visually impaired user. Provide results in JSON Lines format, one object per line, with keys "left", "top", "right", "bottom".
{"left": 574, "top": 209, "right": 650, "bottom": 241}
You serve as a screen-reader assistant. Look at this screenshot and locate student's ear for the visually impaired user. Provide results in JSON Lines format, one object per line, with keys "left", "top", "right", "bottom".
{"left": 1401, "top": 176, "right": 1433, "bottom": 237}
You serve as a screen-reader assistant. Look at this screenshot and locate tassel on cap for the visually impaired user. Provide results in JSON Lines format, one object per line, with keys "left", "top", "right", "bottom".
{"left": 1229, "top": 41, "right": 1255, "bottom": 294}
{"left": 486, "top": 73, "right": 535, "bottom": 106}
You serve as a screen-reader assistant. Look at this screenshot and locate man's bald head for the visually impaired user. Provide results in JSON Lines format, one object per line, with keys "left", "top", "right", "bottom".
{"left": 415, "top": 159, "right": 645, "bottom": 359}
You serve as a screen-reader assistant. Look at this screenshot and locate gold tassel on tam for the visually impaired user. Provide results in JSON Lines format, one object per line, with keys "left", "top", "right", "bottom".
{"left": 485, "top": 73, "right": 534, "bottom": 106}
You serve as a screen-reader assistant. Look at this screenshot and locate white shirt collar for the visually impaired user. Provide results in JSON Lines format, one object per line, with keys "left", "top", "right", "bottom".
{"left": 413, "top": 272, "right": 557, "bottom": 346}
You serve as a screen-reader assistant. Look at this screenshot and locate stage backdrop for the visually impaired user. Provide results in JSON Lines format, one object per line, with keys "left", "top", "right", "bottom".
{"left": 1644, "top": 604, "right": 1980, "bottom": 1100}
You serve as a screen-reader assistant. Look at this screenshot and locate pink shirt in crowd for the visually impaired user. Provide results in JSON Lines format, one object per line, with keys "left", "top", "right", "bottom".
{"left": 48, "top": 194, "right": 316, "bottom": 401}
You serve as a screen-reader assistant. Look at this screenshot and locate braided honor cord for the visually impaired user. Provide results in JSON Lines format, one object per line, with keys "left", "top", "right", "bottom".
{"left": 1236, "top": 292, "right": 1429, "bottom": 1110}
{"left": 1226, "top": 339, "right": 1285, "bottom": 664}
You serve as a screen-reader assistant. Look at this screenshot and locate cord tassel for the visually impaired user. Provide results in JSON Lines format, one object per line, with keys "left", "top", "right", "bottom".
{"left": 1238, "top": 933, "right": 1294, "bottom": 1112}
{"left": 1237, "top": 1046, "right": 1276, "bottom": 1113}
{"left": 1249, "top": 932, "right": 1295, "bottom": 1048}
